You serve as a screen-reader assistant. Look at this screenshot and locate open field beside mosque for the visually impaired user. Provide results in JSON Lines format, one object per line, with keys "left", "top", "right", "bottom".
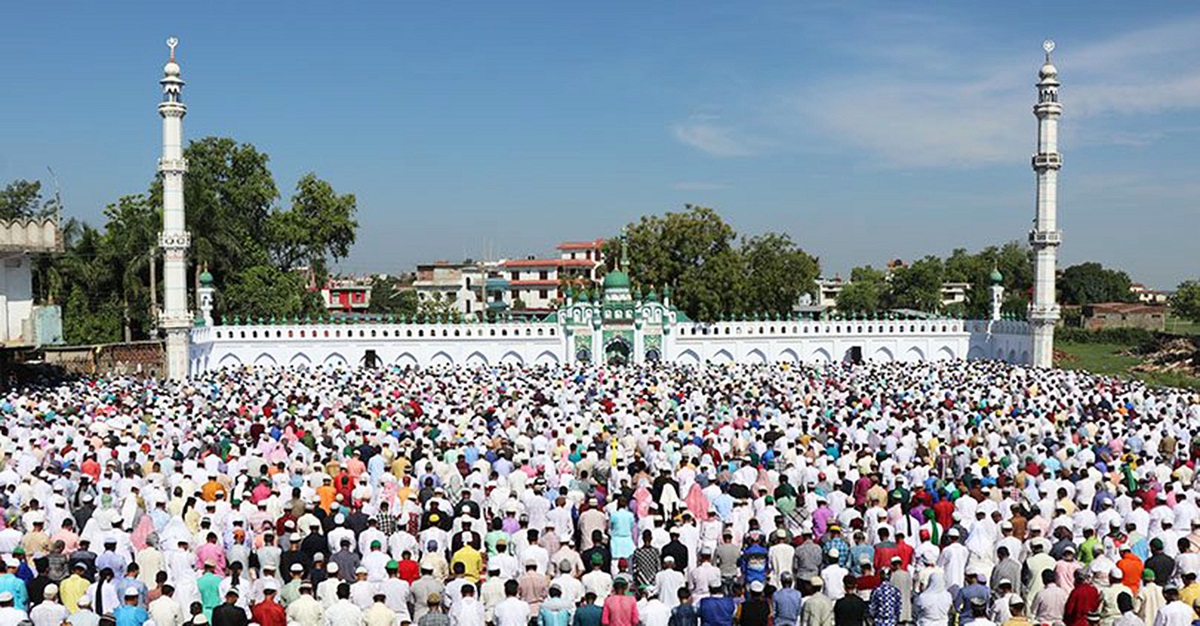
{"left": 1057, "top": 340, "right": 1200, "bottom": 391}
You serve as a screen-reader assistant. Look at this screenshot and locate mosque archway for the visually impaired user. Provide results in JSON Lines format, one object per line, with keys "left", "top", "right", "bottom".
{"left": 500, "top": 351, "right": 524, "bottom": 365}
{"left": 746, "top": 349, "right": 767, "bottom": 364}
{"left": 711, "top": 349, "right": 733, "bottom": 364}
{"left": 967, "top": 346, "right": 986, "bottom": 360}
{"left": 465, "top": 352, "right": 489, "bottom": 367}
{"left": 394, "top": 353, "right": 418, "bottom": 369}
{"left": 254, "top": 353, "right": 277, "bottom": 367}
{"left": 289, "top": 354, "right": 312, "bottom": 368}
{"left": 430, "top": 351, "right": 453, "bottom": 367}
{"left": 324, "top": 353, "right": 347, "bottom": 368}
{"left": 873, "top": 347, "right": 894, "bottom": 362}
{"left": 676, "top": 349, "right": 699, "bottom": 365}
{"left": 903, "top": 346, "right": 925, "bottom": 362}
{"left": 535, "top": 351, "right": 560, "bottom": 365}
{"left": 936, "top": 346, "right": 956, "bottom": 361}
{"left": 779, "top": 348, "right": 799, "bottom": 363}
{"left": 605, "top": 337, "right": 631, "bottom": 365}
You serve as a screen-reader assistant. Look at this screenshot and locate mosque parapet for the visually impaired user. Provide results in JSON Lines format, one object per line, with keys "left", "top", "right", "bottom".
{"left": 188, "top": 310, "right": 1031, "bottom": 373}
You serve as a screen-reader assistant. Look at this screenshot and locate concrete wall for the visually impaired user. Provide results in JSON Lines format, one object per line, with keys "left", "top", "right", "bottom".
{"left": 191, "top": 318, "right": 1033, "bottom": 373}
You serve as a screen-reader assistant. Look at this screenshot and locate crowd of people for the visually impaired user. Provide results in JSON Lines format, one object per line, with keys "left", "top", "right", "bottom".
{"left": 0, "top": 360, "right": 1197, "bottom": 626}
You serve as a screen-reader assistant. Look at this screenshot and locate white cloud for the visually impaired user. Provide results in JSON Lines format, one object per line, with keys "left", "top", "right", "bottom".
{"left": 670, "top": 119, "right": 763, "bottom": 157}
{"left": 694, "top": 15, "right": 1200, "bottom": 168}
{"left": 670, "top": 181, "right": 728, "bottom": 191}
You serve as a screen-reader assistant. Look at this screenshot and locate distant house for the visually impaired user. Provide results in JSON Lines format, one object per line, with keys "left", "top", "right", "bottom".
{"left": 1129, "top": 283, "right": 1171, "bottom": 305}
{"left": 1082, "top": 302, "right": 1166, "bottom": 331}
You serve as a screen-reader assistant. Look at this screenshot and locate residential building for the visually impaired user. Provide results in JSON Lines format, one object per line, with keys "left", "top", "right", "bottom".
{"left": 321, "top": 276, "right": 373, "bottom": 313}
{"left": 1082, "top": 302, "right": 1166, "bottom": 331}
{"left": 1129, "top": 283, "right": 1171, "bottom": 305}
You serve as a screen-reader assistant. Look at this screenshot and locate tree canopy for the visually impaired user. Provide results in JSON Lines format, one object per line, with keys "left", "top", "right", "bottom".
{"left": 0, "top": 179, "right": 59, "bottom": 220}
{"left": 29, "top": 136, "right": 358, "bottom": 345}
{"left": 1171, "top": 280, "right": 1200, "bottom": 323}
{"left": 1059, "top": 262, "right": 1136, "bottom": 306}
{"left": 611, "top": 205, "right": 819, "bottom": 322}
{"left": 837, "top": 242, "right": 1035, "bottom": 317}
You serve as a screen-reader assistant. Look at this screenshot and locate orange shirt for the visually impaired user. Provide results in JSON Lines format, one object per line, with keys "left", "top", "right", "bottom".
{"left": 317, "top": 484, "right": 337, "bottom": 512}
{"left": 1118, "top": 554, "right": 1144, "bottom": 594}
{"left": 200, "top": 480, "right": 226, "bottom": 502}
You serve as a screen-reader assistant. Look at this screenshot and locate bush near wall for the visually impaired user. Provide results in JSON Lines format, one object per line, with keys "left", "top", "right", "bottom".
{"left": 1057, "top": 327, "right": 1155, "bottom": 345}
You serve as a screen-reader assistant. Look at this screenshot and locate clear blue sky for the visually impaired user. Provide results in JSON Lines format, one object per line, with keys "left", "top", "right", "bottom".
{"left": 2, "top": 1, "right": 1196, "bottom": 289}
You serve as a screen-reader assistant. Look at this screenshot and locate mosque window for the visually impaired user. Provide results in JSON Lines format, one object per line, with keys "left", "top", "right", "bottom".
{"left": 371, "top": 330, "right": 377, "bottom": 337}
{"left": 502, "top": 330, "right": 508, "bottom": 336}
{"left": 288, "top": 331, "right": 293, "bottom": 338}
{"left": 252, "top": 331, "right": 257, "bottom": 338}
{"left": 406, "top": 330, "right": 412, "bottom": 337}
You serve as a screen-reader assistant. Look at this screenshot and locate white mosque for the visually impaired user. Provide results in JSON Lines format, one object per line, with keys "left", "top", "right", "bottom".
{"left": 150, "top": 39, "right": 1056, "bottom": 378}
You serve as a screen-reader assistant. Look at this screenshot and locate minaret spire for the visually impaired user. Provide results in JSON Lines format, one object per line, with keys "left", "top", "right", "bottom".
{"left": 1029, "top": 39, "right": 1063, "bottom": 368}
{"left": 158, "top": 36, "right": 192, "bottom": 380}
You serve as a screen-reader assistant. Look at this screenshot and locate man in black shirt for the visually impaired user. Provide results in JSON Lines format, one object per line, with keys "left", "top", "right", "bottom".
{"left": 833, "top": 576, "right": 868, "bottom": 626}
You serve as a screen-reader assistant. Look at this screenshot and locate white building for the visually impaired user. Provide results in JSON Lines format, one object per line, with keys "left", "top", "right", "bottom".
{"left": 413, "top": 240, "right": 606, "bottom": 317}
{"left": 0, "top": 218, "right": 62, "bottom": 346}
{"left": 412, "top": 261, "right": 491, "bottom": 318}
{"left": 814, "top": 277, "right": 973, "bottom": 310}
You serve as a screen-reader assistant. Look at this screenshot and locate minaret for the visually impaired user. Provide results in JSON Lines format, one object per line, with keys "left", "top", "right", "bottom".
{"left": 1029, "top": 40, "right": 1063, "bottom": 368}
{"left": 989, "top": 268, "right": 1005, "bottom": 322}
{"left": 158, "top": 37, "right": 192, "bottom": 380}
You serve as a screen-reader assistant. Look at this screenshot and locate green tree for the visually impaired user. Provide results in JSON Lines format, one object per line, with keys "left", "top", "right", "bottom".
{"left": 63, "top": 285, "right": 122, "bottom": 345}
{"left": 1171, "top": 280, "right": 1200, "bottom": 323}
{"left": 218, "top": 265, "right": 322, "bottom": 321}
{"left": 836, "top": 266, "right": 889, "bottom": 314}
{"left": 0, "top": 179, "right": 57, "bottom": 219}
{"left": 612, "top": 205, "right": 742, "bottom": 321}
{"left": 739, "top": 232, "right": 819, "bottom": 317}
{"left": 166, "top": 137, "right": 279, "bottom": 290}
{"left": 886, "top": 256, "right": 945, "bottom": 312}
{"left": 366, "top": 277, "right": 418, "bottom": 317}
{"left": 268, "top": 173, "right": 358, "bottom": 277}
{"left": 100, "top": 194, "right": 160, "bottom": 341}
{"left": 1060, "top": 262, "right": 1136, "bottom": 305}
{"left": 419, "top": 292, "right": 461, "bottom": 320}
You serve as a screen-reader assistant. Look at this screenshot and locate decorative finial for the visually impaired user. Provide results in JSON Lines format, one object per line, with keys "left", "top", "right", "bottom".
{"left": 1042, "top": 39, "right": 1055, "bottom": 62}
{"left": 167, "top": 37, "right": 179, "bottom": 61}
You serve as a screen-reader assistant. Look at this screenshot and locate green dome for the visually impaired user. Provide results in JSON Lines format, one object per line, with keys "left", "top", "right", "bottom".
{"left": 199, "top": 270, "right": 214, "bottom": 286}
{"left": 603, "top": 270, "right": 631, "bottom": 291}
{"left": 989, "top": 268, "right": 1004, "bottom": 285}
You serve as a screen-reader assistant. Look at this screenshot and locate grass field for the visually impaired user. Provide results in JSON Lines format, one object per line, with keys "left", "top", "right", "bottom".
{"left": 1166, "top": 319, "right": 1200, "bottom": 335}
{"left": 1057, "top": 341, "right": 1200, "bottom": 391}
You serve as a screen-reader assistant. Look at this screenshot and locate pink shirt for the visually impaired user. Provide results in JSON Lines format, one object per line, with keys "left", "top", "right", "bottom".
{"left": 602, "top": 594, "right": 638, "bottom": 626}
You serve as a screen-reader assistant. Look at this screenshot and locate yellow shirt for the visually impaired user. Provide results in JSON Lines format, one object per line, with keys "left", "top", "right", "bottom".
{"left": 451, "top": 545, "right": 484, "bottom": 582}
{"left": 60, "top": 574, "right": 90, "bottom": 612}
{"left": 1181, "top": 582, "right": 1200, "bottom": 616}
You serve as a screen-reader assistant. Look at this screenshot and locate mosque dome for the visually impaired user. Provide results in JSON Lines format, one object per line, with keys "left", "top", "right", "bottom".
{"left": 603, "top": 270, "right": 631, "bottom": 291}
{"left": 1039, "top": 63, "right": 1057, "bottom": 80}
{"left": 990, "top": 268, "right": 1004, "bottom": 285}
{"left": 199, "top": 269, "right": 214, "bottom": 286}
{"left": 164, "top": 60, "right": 181, "bottom": 77}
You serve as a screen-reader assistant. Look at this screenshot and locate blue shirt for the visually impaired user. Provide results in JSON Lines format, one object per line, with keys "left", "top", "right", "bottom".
{"left": 698, "top": 596, "right": 736, "bottom": 626}
{"left": 0, "top": 573, "right": 27, "bottom": 609}
{"left": 773, "top": 588, "right": 803, "bottom": 626}
{"left": 114, "top": 604, "right": 150, "bottom": 626}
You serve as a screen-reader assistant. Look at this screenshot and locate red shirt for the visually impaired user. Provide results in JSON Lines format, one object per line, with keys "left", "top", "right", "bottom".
{"left": 398, "top": 559, "right": 420, "bottom": 583}
{"left": 252, "top": 598, "right": 287, "bottom": 626}
{"left": 1063, "top": 582, "right": 1100, "bottom": 626}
